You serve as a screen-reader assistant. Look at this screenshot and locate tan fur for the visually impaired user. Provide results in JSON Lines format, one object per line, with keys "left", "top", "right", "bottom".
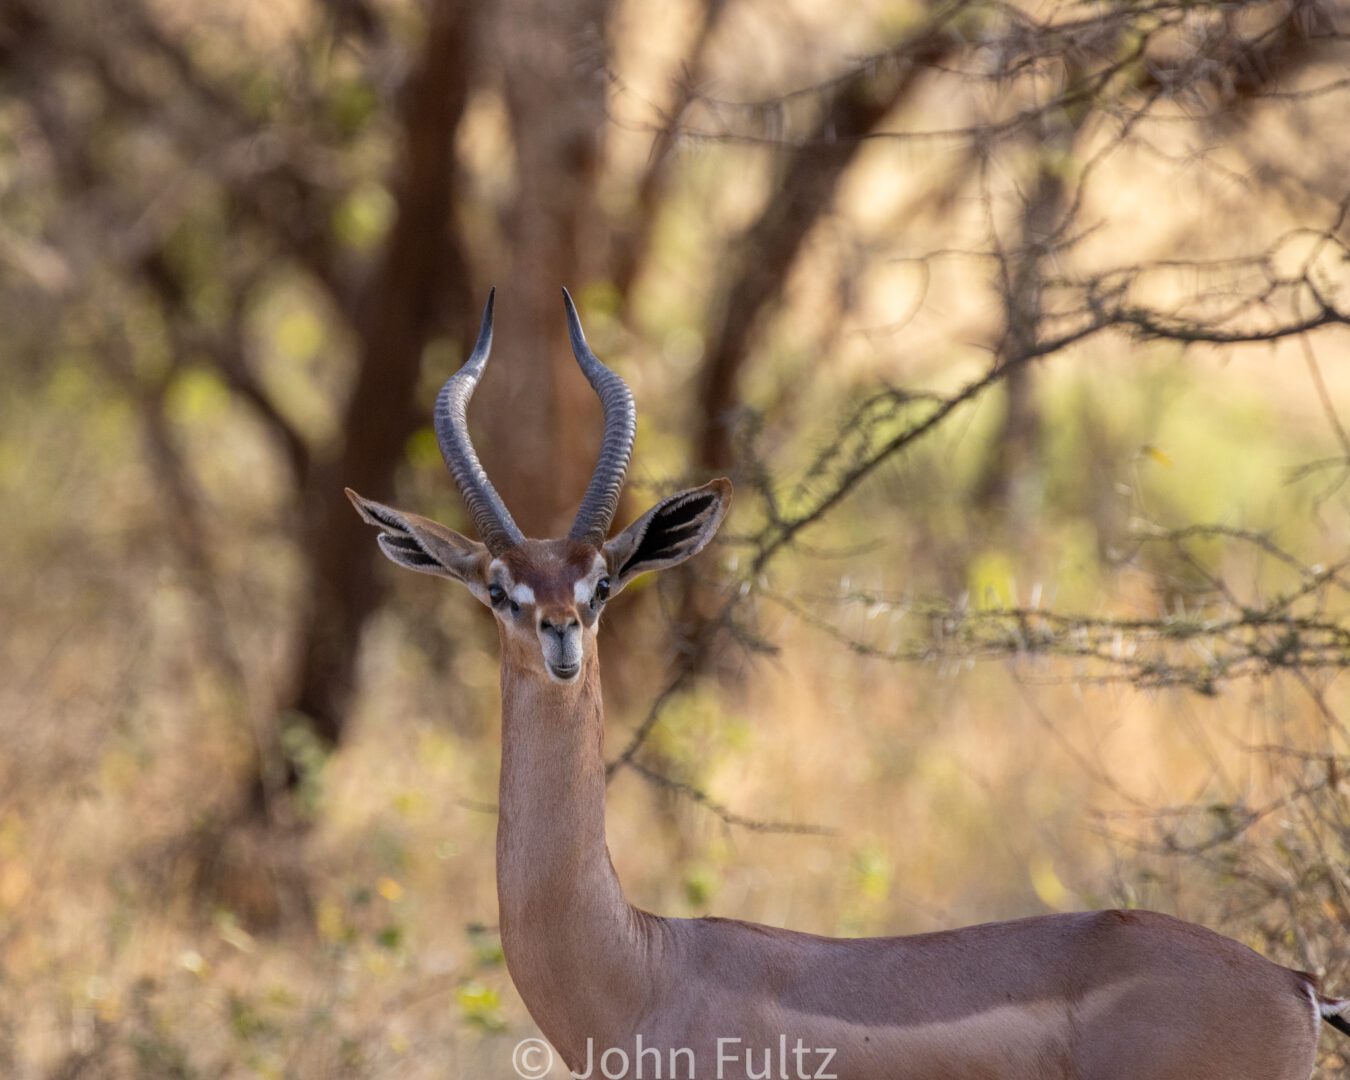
{"left": 499, "top": 539, "right": 598, "bottom": 610}
{"left": 493, "top": 609, "right": 1324, "bottom": 1080}
{"left": 352, "top": 370, "right": 1331, "bottom": 1075}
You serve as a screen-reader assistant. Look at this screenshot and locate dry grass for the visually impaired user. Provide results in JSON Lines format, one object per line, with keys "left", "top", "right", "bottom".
{"left": 4, "top": 354, "right": 1349, "bottom": 1078}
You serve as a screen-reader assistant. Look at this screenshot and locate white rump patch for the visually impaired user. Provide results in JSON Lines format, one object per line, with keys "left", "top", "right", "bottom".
{"left": 1320, "top": 997, "right": 1349, "bottom": 1019}
{"left": 510, "top": 583, "right": 536, "bottom": 606}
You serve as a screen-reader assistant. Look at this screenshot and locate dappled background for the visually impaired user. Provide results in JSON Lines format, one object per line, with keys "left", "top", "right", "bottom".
{"left": 3, "top": 0, "right": 1350, "bottom": 1075}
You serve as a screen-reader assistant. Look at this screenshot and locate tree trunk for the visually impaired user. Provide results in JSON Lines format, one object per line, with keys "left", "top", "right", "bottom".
{"left": 479, "top": 0, "right": 616, "bottom": 539}
{"left": 972, "top": 168, "right": 1062, "bottom": 537}
{"left": 676, "top": 24, "right": 955, "bottom": 680}
{"left": 973, "top": 74, "right": 1090, "bottom": 539}
{"left": 694, "top": 24, "right": 954, "bottom": 474}
{"left": 282, "top": 0, "right": 478, "bottom": 764}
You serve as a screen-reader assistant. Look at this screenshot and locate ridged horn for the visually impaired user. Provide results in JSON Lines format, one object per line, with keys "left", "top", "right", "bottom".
{"left": 563, "top": 288, "right": 637, "bottom": 546}
{"left": 433, "top": 288, "right": 525, "bottom": 556}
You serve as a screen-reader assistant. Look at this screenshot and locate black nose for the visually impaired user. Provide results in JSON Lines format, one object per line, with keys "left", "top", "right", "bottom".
{"left": 541, "top": 617, "right": 579, "bottom": 638}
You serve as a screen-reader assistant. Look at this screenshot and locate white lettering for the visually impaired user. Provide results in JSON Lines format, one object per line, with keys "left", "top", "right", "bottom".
{"left": 574, "top": 1038, "right": 595, "bottom": 1079}
{"left": 600, "top": 1046, "right": 629, "bottom": 1079}
{"left": 670, "top": 1046, "right": 695, "bottom": 1077}
{"left": 634, "top": 1034, "right": 664, "bottom": 1079}
{"left": 716, "top": 1038, "right": 742, "bottom": 1078}
{"left": 566, "top": 1037, "right": 839, "bottom": 1079}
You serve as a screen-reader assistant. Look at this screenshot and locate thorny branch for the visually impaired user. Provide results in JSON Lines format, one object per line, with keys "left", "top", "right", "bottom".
{"left": 7, "top": 0, "right": 1349, "bottom": 864}
{"left": 612, "top": 191, "right": 1350, "bottom": 833}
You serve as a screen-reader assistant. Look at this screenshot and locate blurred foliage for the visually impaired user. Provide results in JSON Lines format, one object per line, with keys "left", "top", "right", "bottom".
{"left": 1, "top": 0, "right": 1350, "bottom": 1076}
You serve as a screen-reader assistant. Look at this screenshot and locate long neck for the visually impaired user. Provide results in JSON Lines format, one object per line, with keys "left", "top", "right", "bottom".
{"left": 495, "top": 647, "right": 657, "bottom": 1066}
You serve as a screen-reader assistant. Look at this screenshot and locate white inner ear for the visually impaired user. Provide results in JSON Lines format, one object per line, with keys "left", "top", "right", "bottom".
{"left": 510, "top": 583, "right": 536, "bottom": 606}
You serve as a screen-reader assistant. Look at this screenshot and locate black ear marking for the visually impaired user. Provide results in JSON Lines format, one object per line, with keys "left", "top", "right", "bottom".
{"left": 353, "top": 496, "right": 440, "bottom": 567}
{"left": 365, "top": 502, "right": 411, "bottom": 535}
{"left": 620, "top": 492, "right": 717, "bottom": 575}
{"left": 378, "top": 533, "right": 441, "bottom": 571}
{"left": 348, "top": 489, "right": 486, "bottom": 581}
{"left": 348, "top": 488, "right": 400, "bottom": 531}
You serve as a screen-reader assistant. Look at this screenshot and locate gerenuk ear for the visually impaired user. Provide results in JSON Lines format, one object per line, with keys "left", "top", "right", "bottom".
{"left": 602, "top": 478, "right": 731, "bottom": 596}
{"left": 346, "top": 488, "right": 489, "bottom": 592}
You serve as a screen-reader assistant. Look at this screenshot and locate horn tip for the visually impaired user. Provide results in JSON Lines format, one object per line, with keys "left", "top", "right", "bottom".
{"left": 561, "top": 287, "right": 585, "bottom": 344}
{"left": 458, "top": 288, "right": 496, "bottom": 372}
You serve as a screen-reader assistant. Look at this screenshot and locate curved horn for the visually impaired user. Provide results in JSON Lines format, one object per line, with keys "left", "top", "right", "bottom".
{"left": 563, "top": 288, "right": 637, "bottom": 546}
{"left": 434, "top": 288, "right": 525, "bottom": 555}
